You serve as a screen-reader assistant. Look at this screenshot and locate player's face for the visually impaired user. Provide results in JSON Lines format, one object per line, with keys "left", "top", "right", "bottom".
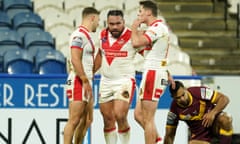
{"left": 137, "top": 5, "right": 148, "bottom": 24}
{"left": 174, "top": 87, "right": 190, "bottom": 107}
{"left": 107, "top": 15, "right": 125, "bottom": 38}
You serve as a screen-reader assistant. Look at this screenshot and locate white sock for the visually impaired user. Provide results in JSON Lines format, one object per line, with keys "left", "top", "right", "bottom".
{"left": 118, "top": 127, "right": 130, "bottom": 144}
{"left": 104, "top": 127, "right": 118, "bottom": 144}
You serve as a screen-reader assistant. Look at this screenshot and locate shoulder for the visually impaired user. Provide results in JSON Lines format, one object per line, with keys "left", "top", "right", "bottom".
{"left": 188, "top": 86, "right": 215, "bottom": 100}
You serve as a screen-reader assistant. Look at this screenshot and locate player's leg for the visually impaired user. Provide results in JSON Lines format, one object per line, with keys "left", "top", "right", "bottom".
{"left": 100, "top": 101, "right": 117, "bottom": 144}
{"left": 135, "top": 70, "right": 164, "bottom": 144}
{"left": 141, "top": 100, "right": 159, "bottom": 144}
{"left": 213, "top": 112, "right": 233, "bottom": 144}
{"left": 74, "top": 114, "right": 86, "bottom": 144}
{"left": 114, "top": 78, "right": 135, "bottom": 144}
{"left": 114, "top": 99, "right": 131, "bottom": 144}
{"left": 64, "top": 101, "right": 86, "bottom": 144}
{"left": 74, "top": 98, "right": 93, "bottom": 144}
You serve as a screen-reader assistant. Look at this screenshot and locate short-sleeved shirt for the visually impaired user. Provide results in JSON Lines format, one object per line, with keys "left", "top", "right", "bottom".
{"left": 67, "top": 26, "right": 96, "bottom": 80}
{"left": 142, "top": 19, "right": 170, "bottom": 70}
{"left": 167, "top": 86, "right": 218, "bottom": 142}
{"left": 65, "top": 26, "right": 96, "bottom": 101}
{"left": 99, "top": 27, "right": 136, "bottom": 80}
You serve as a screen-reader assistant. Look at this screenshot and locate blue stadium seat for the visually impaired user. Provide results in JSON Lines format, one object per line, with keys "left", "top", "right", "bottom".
{"left": 23, "top": 30, "right": 55, "bottom": 50}
{"left": 3, "top": 0, "right": 33, "bottom": 19}
{"left": 35, "top": 49, "right": 66, "bottom": 74}
{"left": 13, "top": 12, "right": 44, "bottom": 37}
{"left": 0, "top": 11, "right": 12, "bottom": 30}
{"left": 0, "top": 29, "right": 22, "bottom": 48}
{"left": 28, "top": 45, "right": 54, "bottom": 57}
{"left": 0, "top": 46, "right": 22, "bottom": 72}
{"left": 3, "top": 49, "right": 34, "bottom": 74}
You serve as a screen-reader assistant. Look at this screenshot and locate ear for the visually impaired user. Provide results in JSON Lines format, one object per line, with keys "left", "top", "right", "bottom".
{"left": 146, "top": 9, "right": 152, "bottom": 16}
{"left": 91, "top": 15, "right": 96, "bottom": 21}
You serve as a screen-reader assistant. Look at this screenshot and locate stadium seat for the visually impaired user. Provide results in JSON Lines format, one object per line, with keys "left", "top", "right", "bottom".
{"left": 167, "top": 62, "right": 193, "bottom": 75}
{"left": 2, "top": 0, "right": 33, "bottom": 19}
{"left": 35, "top": 49, "right": 66, "bottom": 74}
{"left": 3, "top": 49, "right": 34, "bottom": 74}
{"left": 64, "top": 0, "right": 93, "bottom": 22}
{"left": 23, "top": 30, "right": 55, "bottom": 50}
{"left": 93, "top": 0, "right": 123, "bottom": 11}
{"left": 123, "top": 0, "right": 141, "bottom": 12}
{"left": 0, "top": 46, "right": 22, "bottom": 72}
{"left": 34, "top": 0, "right": 64, "bottom": 16}
{"left": 28, "top": 45, "right": 54, "bottom": 57}
{"left": 0, "top": 29, "right": 22, "bottom": 49}
{"left": 167, "top": 45, "right": 191, "bottom": 65}
{"left": 0, "top": 11, "right": 12, "bottom": 30}
{"left": 228, "top": 0, "right": 240, "bottom": 15}
{"left": 12, "top": 11, "right": 44, "bottom": 37}
{"left": 44, "top": 13, "right": 74, "bottom": 50}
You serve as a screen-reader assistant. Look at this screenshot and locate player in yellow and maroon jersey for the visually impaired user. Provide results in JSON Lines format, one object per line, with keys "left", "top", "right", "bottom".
{"left": 164, "top": 81, "right": 233, "bottom": 144}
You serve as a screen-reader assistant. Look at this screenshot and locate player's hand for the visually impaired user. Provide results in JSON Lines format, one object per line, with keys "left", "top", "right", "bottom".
{"left": 83, "top": 82, "right": 93, "bottom": 99}
{"left": 202, "top": 111, "right": 215, "bottom": 127}
{"left": 131, "top": 19, "right": 142, "bottom": 29}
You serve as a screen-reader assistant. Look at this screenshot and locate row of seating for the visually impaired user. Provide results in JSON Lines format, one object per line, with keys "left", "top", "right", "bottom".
{"left": 0, "top": 29, "right": 54, "bottom": 48}
{"left": 0, "top": 0, "right": 66, "bottom": 74}
{"left": 0, "top": 0, "right": 194, "bottom": 75}
{"left": 0, "top": 48, "right": 66, "bottom": 74}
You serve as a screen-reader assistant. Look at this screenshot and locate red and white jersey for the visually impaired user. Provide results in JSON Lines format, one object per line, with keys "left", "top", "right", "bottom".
{"left": 67, "top": 26, "right": 96, "bottom": 79}
{"left": 143, "top": 19, "right": 170, "bottom": 70}
{"left": 99, "top": 27, "right": 136, "bottom": 80}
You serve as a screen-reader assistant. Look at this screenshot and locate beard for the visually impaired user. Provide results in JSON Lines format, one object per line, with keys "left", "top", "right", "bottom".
{"left": 110, "top": 29, "right": 124, "bottom": 38}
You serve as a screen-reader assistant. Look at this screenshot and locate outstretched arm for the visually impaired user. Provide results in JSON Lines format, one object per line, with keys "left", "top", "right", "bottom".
{"left": 164, "top": 126, "right": 177, "bottom": 144}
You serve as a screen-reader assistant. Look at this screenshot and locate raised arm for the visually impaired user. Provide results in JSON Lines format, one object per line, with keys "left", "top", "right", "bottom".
{"left": 131, "top": 19, "right": 150, "bottom": 48}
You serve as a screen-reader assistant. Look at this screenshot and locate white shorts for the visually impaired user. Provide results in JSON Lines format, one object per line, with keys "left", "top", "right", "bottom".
{"left": 99, "top": 77, "right": 136, "bottom": 103}
{"left": 66, "top": 72, "right": 92, "bottom": 102}
{"left": 139, "top": 69, "right": 168, "bottom": 101}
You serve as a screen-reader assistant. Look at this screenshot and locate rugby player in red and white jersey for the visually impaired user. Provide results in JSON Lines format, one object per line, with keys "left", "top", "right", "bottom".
{"left": 64, "top": 7, "right": 100, "bottom": 144}
{"left": 97, "top": 10, "right": 138, "bottom": 144}
{"left": 131, "top": 1, "right": 175, "bottom": 144}
{"left": 164, "top": 81, "right": 233, "bottom": 144}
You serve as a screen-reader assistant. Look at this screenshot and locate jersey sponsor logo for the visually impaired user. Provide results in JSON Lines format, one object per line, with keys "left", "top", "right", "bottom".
{"left": 205, "top": 88, "right": 213, "bottom": 100}
{"left": 200, "top": 87, "right": 213, "bottom": 100}
{"left": 103, "top": 50, "right": 128, "bottom": 57}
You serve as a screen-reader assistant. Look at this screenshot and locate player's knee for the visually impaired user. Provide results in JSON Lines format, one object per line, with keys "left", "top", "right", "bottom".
{"left": 218, "top": 113, "right": 232, "bottom": 130}
{"left": 115, "top": 111, "right": 126, "bottom": 120}
{"left": 69, "top": 117, "right": 81, "bottom": 128}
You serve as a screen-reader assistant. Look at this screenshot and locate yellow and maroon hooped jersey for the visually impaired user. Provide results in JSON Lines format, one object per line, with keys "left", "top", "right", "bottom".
{"left": 167, "top": 86, "right": 218, "bottom": 142}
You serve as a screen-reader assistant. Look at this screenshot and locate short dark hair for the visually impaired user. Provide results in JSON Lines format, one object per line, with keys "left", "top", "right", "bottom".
{"left": 139, "top": 0, "right": 158, "bottom": 17}
{"left": 107, "top": 10, "right": 124, "bottom": 18}
{"left": 82, "top": 7, "right": 100, "bottom": 18}
{"left": 169, "top": 81, "right": 184, "bottom": 97}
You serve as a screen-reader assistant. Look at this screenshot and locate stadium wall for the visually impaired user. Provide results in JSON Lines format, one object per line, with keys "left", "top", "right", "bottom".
{"left": 0, "top": 74, "right": 238, "bottom": 144}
